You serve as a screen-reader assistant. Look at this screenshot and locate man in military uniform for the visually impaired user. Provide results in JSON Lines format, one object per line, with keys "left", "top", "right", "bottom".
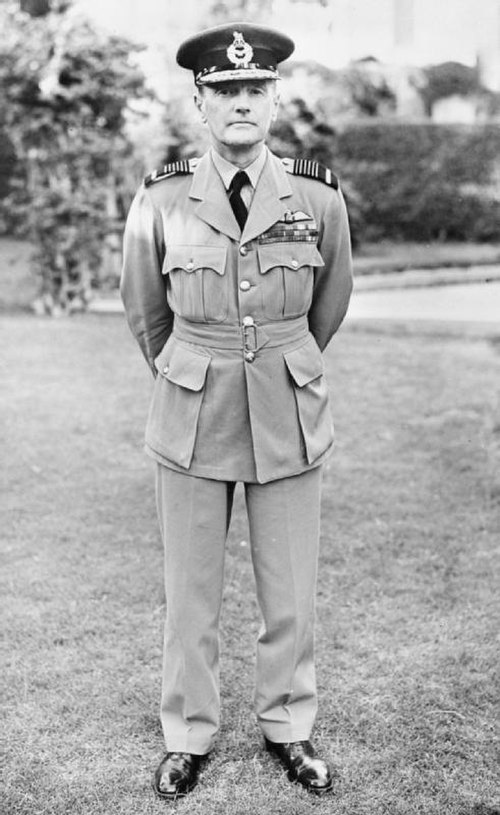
{"left": 121, "top": 21, "right": 353, "bottom": 800}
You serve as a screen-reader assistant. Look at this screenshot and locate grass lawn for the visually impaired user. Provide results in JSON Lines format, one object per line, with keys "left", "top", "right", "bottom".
{"left": 2, "top": 307, "right": 500, "bottom": 815}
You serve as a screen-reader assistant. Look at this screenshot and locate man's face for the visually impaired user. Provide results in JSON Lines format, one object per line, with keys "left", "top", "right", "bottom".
{"left": 195, "top": 80, "right": 280, "bottom": 154}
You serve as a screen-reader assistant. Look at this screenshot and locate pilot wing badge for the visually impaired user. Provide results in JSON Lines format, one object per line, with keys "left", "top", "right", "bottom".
{"left": 283, "top": 210, "right": 314, "bottom": 223}
{"left": 259, "top": 210, "right": 318, "bottom": 244}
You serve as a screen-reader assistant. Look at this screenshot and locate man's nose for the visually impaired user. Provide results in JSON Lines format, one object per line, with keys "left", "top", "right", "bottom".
{"left": 233, "top": 91, "right": 251, "bottom": 111}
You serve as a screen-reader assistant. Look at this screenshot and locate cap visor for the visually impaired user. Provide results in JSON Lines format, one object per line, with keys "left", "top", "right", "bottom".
{"left": 197, "top": 68, "right": 280, "bottom": 85}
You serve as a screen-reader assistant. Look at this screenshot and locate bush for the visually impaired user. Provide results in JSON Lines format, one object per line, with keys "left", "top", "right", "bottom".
{"left": 336, "top": 122, "right": 500, "bottom": 242}
{"left": 0, "top": 3, "right": 151, "bottom": 313}
{"left": 0, "top": 131, "right": 16, "bottom": 213}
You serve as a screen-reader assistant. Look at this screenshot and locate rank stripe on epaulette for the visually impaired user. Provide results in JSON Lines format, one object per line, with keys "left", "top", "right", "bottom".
{"left": 282, "top": 157, "right": 338, "bottom": 190}
{"left": 145, "top": 158, "right": 198, "bottom": 187}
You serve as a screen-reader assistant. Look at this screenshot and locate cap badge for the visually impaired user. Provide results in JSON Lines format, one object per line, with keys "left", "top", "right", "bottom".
{"left": 227, "top": 31, "right": 254, "bottom": 68}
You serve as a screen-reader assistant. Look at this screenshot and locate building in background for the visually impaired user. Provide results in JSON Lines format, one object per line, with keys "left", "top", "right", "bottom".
{"left": 81, "top": 0, "right": 500, "bottom": 91}
{"left": 279, "top": 0, "right": 500, "bottom": 92}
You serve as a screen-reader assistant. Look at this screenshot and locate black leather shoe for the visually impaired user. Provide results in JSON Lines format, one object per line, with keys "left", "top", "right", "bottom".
{"left": 265, "top": 738, "right": 333, "bottom": 794}
{"left": 153, "top": 752, "right": 206, "bottom": 799}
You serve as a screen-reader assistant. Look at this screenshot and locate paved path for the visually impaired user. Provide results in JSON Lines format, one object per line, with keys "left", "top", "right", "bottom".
{"left": 347, "top": 281, "right": 500, "bottom": 325}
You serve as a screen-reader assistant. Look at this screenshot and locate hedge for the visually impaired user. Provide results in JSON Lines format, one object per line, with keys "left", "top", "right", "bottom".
{"left": 332, "top": 122, "right": 500, "bottom": 243}
{"left": 0, "top": 132, "right": 16, "bottom": 203}
{"left": 268, "top": 115, "right": 500, "bottom": 244}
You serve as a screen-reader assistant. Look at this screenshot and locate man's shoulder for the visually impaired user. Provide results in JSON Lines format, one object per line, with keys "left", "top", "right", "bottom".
{"left": 280, "top": 157, "right": 339, "bottom": 191}
{"left": 144, "top": 158, "right": 200, "bottom": 188}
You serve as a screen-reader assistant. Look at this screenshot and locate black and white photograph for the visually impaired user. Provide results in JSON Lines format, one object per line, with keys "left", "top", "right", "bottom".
{"left": 2, "top": 1, "right": 499, "bottom": 813}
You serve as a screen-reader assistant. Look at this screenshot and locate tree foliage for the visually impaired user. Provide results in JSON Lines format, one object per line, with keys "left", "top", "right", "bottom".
{"left": 20, "top": 0, "right": 51, "bottom": 16}
{"left": 208, "top": 0, "right": 271, "bottom": 22}
{"left": 342, "top": 59, "right": 397, "bottom": 117}
{"left": 421, "top": 62, "right": 481, "bottom": 115}
{"left": 207, "top": 0, "right": 328, "bottom": 24}
{"left": 0, "top": 1, "right": 151, "bottom": 313}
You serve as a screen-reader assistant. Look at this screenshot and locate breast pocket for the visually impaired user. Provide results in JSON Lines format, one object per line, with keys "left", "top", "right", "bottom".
{"left": 257, "top": 243, "right": 324, "bottom": 320}
{"left": 163, "top": 245, "right": 228, "bottom": 322}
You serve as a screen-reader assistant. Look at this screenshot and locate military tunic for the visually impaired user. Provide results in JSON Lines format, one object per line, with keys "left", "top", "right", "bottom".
{"left": 121, "top": 147, "right": 353, "bottom": 484}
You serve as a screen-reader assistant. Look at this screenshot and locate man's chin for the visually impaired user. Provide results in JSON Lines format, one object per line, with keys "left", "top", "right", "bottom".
{"left": 223, "top": 136, "right": 262, "bottom": 149}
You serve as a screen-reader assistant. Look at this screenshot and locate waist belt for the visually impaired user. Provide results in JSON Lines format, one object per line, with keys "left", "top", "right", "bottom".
{"left": 173, "top": 315, "right": 309, "bottom": 361}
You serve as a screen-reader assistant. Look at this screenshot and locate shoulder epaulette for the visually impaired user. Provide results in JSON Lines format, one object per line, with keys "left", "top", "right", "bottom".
{"left": 282, "top": 157, "right": 338, "bottom": 190}
{"left": 144, "top": 158, "right": 199, "bottom": 187}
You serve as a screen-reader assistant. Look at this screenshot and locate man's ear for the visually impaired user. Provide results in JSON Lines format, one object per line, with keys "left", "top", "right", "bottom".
{"left": 194, "top": 88, "right": 207, "bottom": 123}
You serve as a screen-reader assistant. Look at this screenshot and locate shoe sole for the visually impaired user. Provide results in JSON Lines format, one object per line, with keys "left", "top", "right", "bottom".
{"left": 287, "top": 769, "right": 333, "bottom": 795}
{"left": 152, "top": 779, "right": 197, "bottom": 800}
{"left": 152, "top": 754, "right": 207, "bottom": 800}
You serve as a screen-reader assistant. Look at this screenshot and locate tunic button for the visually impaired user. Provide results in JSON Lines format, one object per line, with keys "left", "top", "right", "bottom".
{"left": 186, "top": 260, "right": 194, "bottom": 270}
{"left": 242, "top": 315, "right": 255, "bottom": 327}
{"left": 163, "top": 365, "right": 169, "bottom": 374}
{"left": 291, "top": 259, "right": 299, "bottom": 269}
{"left": 239, "top": 245, "right": 248, "bottom": 256}
{"left": 244, "top": 351, "right": 255, "bottom": 363}
{"left": 240, "top": 280, "right": 251, "bottom": 291}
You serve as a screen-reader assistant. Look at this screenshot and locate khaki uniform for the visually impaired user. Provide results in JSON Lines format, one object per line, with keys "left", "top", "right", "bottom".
{"left": 121, "top": 148, "right": 352, "bottom": 483}
{"left": 121, "top": 147, "right": 353, "bottom": 753}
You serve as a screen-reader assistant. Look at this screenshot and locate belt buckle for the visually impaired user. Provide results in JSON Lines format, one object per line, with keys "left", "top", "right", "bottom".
{"left": 242, "top": 323, "right": 258, "bottom": 362}
{"left": 243, "top": 323, "right": 257, "bottom": 352}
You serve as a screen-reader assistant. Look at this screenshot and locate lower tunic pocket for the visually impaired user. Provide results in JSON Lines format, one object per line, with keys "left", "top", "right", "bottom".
{"left": 145, "top": 340, "right": 211, "bottom": 468}
{"left": 283, "top": 337, "right": 334, "bottom": 464}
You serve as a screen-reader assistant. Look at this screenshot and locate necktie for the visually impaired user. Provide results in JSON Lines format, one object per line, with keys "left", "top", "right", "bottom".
{"left": 228, "top": 170, "right": 250, "bottom": 231}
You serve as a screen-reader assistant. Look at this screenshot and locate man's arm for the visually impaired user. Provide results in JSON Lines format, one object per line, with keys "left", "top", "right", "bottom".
{"left": 308, "top": 186, "right": 353, "bottom": 352}
{"left": 120, "top": 186, "right": 174, "bottom": 374}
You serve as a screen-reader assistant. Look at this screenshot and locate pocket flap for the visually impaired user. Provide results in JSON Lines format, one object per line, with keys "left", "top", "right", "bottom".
{"left": 154, "top": 342, "right": 210, "bottom": 391}
{"left": 284, "top": 340, "right": 324, "bottom": 387}
{"left": 257, "top": 243, "right": 324, "bottom": 275}
{"left": 163, "top": 245, "right": 227, "bottom": 276}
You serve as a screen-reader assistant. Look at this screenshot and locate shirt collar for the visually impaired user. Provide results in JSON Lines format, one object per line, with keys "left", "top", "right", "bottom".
{"left": 210, "top": 146, "right": 268, "bottom": 191}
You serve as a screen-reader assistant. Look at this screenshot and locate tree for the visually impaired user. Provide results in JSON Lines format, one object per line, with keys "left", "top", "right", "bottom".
{"left": 342, "top": 58, "right": 397, "bottom": 117}
{"left": 207, "top": 0, "right": 275, "bottom": 23}
{"left": 0, "top": 1, "right": 151, "bottom": 313}
{"left": 20, "top": 0, "right": 51, "bottom": 15}
{"left": 421, "top": 62, "right": 481, "bottom": 116}
{"left": 207, "top": 0, "right": 329, "bottom": 23}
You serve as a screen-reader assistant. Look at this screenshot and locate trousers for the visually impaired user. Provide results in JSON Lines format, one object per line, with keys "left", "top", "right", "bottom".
{"left": 155, "top": 464, "right": 323, "bottom": 755}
